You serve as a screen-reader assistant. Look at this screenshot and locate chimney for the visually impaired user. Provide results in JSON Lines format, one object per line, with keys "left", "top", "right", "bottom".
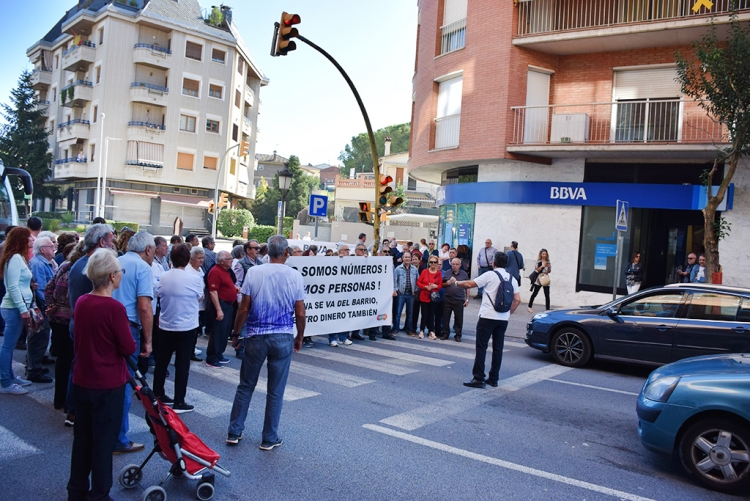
{"left": 384, "top": 136, "right": 392, "bottom": 157}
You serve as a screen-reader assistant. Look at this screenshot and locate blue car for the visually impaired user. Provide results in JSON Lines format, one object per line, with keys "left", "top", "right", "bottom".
{"left": 525, "top": 283, "right": 750, "bottom": 368}
{"left": 637, "top": 353, "right": 750, "bottom": 494}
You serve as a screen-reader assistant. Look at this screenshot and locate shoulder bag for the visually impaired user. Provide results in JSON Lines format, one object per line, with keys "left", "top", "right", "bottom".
{"left": 538, "top": 273, "right": 551, "bottom": 287}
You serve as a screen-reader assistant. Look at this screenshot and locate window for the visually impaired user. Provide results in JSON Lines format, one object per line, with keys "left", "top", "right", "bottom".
{"left": 237, "top": 58, "right": 243, "bottom": 75}
{"left": 235, "top": 89, "right": 241, "bottom": 108}
{"left": 203, "top": 156, "right": 218, "bottom": 170}
{"left": 49, "top": 120, "right": 55, "bottom": 132}
{"left": 52, "top": 88, "right": 57, "bottom": 102}
{"left": 257, "top": 165, "right": 264, "bottom": 171}
{"left": 229, "top": 158, "right": 236, "bottom": 175}
{"left": 211, "top": 48, "right": 226, "bottom": 64}
{"left": 739, "top": 299, "right": 750, "bottom": 323}
{"left": 98, "top": 27, "right": 104, "bottom": 45}
{"left": 232, "top": 123, "right": 238, "bottom": 141}
{"left": 206, "top": 119, "right": 220, "bottom": 133}
{"left": 179, "top": 114, "right": 196, "bottom": 132}
{"left": 90, "top": 144, "right": 96, "bottom": 162}
{"left": 208, "top": 84, "right": 223, "bottom": 99}
{"left": 182, "top": 78, "right": 200, "bottom": 97}
{"left": 618, "top": 293, "right": 685, "bottom": 318}
{"left": 176, "top": 152, "right": 194, "bottom": 170}
{"left": 407, "top": 176, "right": 417, "bottom": 190}
{"left": 440, "top": 0, "right": 467, "bottom": 54}
{"left": 434, "top": 75, "right": 463, "bottom": 149}
{"left": 185, "top": 41, "right": 202, "bottom": 61}
{"left": 93, "top": 105, "right": 98, "bottom": 122}
{"left": 127, "top": 141, "right": 164, "bottom": 167}
{"left": 687, "top": 293, "right": 741, "bottom": 322}
{"left": 95, "top": 66, "right": 101, "bottom": 84}
{"left": 54, "top": 54, "right": 59, "bottom": 70}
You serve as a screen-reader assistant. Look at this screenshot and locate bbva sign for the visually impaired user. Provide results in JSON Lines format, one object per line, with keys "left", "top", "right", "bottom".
{"left": 550, "top": 186, "right": 587, "bottom": 200}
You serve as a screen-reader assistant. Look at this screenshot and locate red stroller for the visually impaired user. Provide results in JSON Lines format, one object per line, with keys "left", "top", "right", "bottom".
{"left": 118, "top": 359, "right": 230, "bottom": 501}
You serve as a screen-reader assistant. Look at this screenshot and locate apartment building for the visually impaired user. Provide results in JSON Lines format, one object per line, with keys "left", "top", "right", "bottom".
{"left": 27, "top": 0, "right": 266, "bottom": 234}
{"left": 409, "top": 0, "right": 749, "bottom": 306}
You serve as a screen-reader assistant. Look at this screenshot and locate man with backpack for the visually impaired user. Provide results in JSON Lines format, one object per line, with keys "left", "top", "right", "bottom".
{"left": 453, "top": 251, "right": 520, "bottom": 388}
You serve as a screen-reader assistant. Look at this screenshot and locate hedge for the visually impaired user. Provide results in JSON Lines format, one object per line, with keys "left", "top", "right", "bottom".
{"left": 106, "top": 220, "right": 140, "bottom": 233}
{"left": 247, "top": 225, "right": 276, "bottom": 244}
{"left": 32, "top": 211, "right": 60, "bottom": 219}
{"left": 217, "top": 209, "right": 254, "bottom": 238}
{"left": 41, "top": 218, "right": 61, "bottom": 232}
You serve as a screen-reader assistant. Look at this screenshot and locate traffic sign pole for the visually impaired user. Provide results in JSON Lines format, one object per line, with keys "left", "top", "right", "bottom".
{"left": 613, "top": 200, "right": 628, "bottom": 300}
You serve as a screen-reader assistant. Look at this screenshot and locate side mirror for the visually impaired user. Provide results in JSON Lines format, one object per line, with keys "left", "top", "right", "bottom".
{"left": 605, "top": 307, "right": 620, "bottom": 320}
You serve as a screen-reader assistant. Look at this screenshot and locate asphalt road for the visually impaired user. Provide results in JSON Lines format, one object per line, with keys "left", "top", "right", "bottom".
{"left": 0, "top": 302, "right": 743, "bottom": 501}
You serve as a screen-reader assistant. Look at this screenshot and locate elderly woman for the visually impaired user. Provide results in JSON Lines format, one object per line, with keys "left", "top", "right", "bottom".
{"left": 67, "top": 248, "right": 136, "bottom": 501}
{"left": 114, "top": 228, "right": 135, "bottom": 257}
{"left": 187, "top": 245, "right": 207, "bottom": 359}
{"left": 55, "top": 232, "right": 78, "bottom": 265}
{"left": 153, "top": 245, "right": 203, "bottom": 413}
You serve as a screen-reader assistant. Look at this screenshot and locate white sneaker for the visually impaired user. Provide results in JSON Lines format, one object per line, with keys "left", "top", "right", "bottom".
{"left": 342, "top": 339, "right": 353, "bottom": 346}
{"left": 194, "top": 348, "right": 202, "bottom": 356}
{"left": 329, "top": 340, "right": 339, "bottom": 347}
{"left": 13, "top": 377, "right": 32, "bottom": 386}
{"left": 0, "top": 384, "right": 28, "bottom": 395}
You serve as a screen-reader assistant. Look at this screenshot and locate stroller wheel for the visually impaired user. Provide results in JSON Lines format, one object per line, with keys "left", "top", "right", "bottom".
{"left": 196, "top": 482, "right": 215, "bottom": 501}
{"left": 118, "top": 464, "right": 143, "bottom": 489}
{"left": 143, "top": 485, "right": 167, "bottom": 501}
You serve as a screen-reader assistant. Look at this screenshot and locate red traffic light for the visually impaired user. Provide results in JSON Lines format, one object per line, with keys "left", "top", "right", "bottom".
{"left": 282, "top": 13, "right": 301, "bottom": 26}
{"left": 379, "top": 174, "right": 393, "bottom": 185}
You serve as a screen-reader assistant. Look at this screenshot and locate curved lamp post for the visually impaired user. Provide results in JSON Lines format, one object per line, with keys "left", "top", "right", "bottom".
{"left": 277, "top": 167, "right": 293, "bottom": 236}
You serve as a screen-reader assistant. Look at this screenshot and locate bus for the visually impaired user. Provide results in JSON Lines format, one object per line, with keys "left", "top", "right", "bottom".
{"left": 0, "top": 159, "right": 33, "bottom": 231}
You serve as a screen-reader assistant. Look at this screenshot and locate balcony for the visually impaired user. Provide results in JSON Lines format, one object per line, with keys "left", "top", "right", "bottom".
{"left": 62, "top": 42, "right": 96, "bottom": 72}
{"left": 30, "top": 69, "right": 52, "bottom": 90}
{"left": 57, "top": 119, "right": 90, "bottom": 146}
{"left": 133, "top": 43, "right": 172, "bottom": 68}
{"left": 244, "top": 84, "right": 254, "bottom": 105}
{"left": 130, "top": 82, "right": 169, "bottom": 107}
{"left": 514, "top": 0, "right": 750, "bottom": 54}
{"left": 33, "top": 100, "right": 51, "bottom": 115}
{"left": 61, "top": 81, "right": 93, "bottom": 108}
{"left": 433, "top": 114, "right": 460, "bottom": 150}
{"left": 54, "top": 158, "right": 90, "bottom": 180}
{"left": 507, "top": 99, "right": 728, "bottom": 159}
{"left": 242, "top": 115, "right": 252, "bottom": 135}
{"left": 127, "top": 121, "right": 167, "bottom": 142}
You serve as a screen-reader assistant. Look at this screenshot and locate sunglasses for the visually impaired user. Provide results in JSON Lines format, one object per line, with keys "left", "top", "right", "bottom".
{"left": 429, "top": 260, "right": 438, "bottom": 264}
{"left": 249, "top": 247, "right": 260, "bottom": 250}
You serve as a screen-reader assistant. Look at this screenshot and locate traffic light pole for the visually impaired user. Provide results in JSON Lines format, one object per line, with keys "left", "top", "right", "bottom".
{"left": 294, "top": 34, "right": 382, "bottom": 255}
{"left": 211, "top": 142, "right": 241, "bottom": 239}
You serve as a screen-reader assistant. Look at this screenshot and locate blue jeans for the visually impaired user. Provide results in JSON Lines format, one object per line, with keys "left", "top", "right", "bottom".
{"left": 477, "top": 267, "right": 491, "bottom": 295}
{"left": 328, "top": 332, "right": 348, "bottom": 343}
{"left": 392, "top": 294, "right": 414, "bottom": 333}
{"left": 0, "top": 308, "right": 24, "bottom": 388}
{"left": 116, "top": 324, "right": 140, "bottom": 449}
{"left": 228, "top": 334, "right": 293, "bottom": 443}
{"left": 472, "top": 317, "right": 509, "bottom": 383}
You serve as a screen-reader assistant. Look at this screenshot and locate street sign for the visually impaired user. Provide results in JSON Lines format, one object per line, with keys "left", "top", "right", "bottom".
{"left": 615, "top": 200, "right": 628, "bottom": 232}
{"left": 309, "top": 194, "right": 328, "bottom": 217}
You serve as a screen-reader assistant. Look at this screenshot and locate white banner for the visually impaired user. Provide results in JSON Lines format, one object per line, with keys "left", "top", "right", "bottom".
{"left": 286, "top": 239, "right": 346, "bottom": 255}
{"left": 286, "top": 256, "right": 393, "bottom": 336}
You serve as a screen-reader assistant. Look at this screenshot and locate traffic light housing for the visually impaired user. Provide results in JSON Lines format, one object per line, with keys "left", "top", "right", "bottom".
{"left": 207, "top": 200, "right": 215, "bottom": 214}
{"left": 240, "top": 140, "right": 250, "bottom": 157}
{"left": 388, "top": 195, "right": 404, "bottom": 209}
{"left": 275, "top": 12, "right": 300, "bottom": 56}
{"left": 378, "top": 174, "right": 393, "bottom": 205}
{"left": 218, "top": 192, "right": 229, "bottom": 209}
{"left": 358, "top": 202, "right": 373, "bottom": 225}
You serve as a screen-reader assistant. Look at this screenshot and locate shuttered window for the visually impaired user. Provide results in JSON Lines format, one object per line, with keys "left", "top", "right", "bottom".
{"left": 613, "top": 67, "right": 681, "bottom": 100}
{"left": 208, "top": 84, "right": 223, "bottom": 99}
{"left": 441, "top": 0, "right": 467, "bottom": 54}
{"left": 185, "top": 41, "right": 202, "bottom": 61}
{"left": 613, "top": 67, "right": 682, "bottom": 142}
{"left": 203, "top": 156, "right": 218, "bottom": 170}
{"left": 177, "top": 152, "right": 194, "bottom": 170}
{"left": 182, "top": 78, "right": 200, "bottom": 97}
{"left": 126, "top": 141, "right": 164, "bottom": 167}
{"left": 437, "top": 76, "right": 463, "bottom": 118}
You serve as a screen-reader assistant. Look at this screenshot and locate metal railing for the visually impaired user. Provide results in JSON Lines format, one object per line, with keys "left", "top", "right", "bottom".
{"left": 58, "top": 119, "right": 91, "bottom": 128}
{"left": 128, "top": 121, "right": 166, "bottom": 131}
{"left": 133, "top": 43, "right": 172, "bottom": 55}
{"left": 62, "top": 80, "right": 93, "bottom": 92}
{"left": 55, "top": 157, "right": 87, "bottom": 164}
{"left": 36, "top": 100, "right": 51, "bottom": 106}
{"left": 434, "top": 114, "right": 461, "bottom": 149}
{"left": 245, "top": 84, "right": 255, "bottom": 103}
{"left": 441, "top": 18, "right": 467, "bottom": 54}
{"left": 243, "top": 116, "right": 252, "bottom": 127}
{"left": 63, "top": 41, "right": 96, "bottom": 56}
{"left": 509, "top": 99, "right": 728, "bottom": 145}
{"left": 31, "top": 68, "right": 52, "bottom": 76}
{"left": 517, "top": 0, "right": 750, "bottom": 36}
{"left": 131, "top": 82, "right": 169, "bottom": 94}
{"left": 126, "top": 160, "right": 164, "bottom": 168}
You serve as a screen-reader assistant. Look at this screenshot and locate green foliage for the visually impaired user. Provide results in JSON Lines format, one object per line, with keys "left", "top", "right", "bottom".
{"left": 217, "top": 208, "right": 254, "bottom": 238}
{"left": 41, "top": 218, "right": 60, "bottom": 232}
{"left": 714, "top": 216, "right": 732, "bottom": 241}
{"left": 391, "top": 182, "right": 409, "bottom": 214}
{"left": 67, "top": 86, "right": 74, "bottom": 102}
{"left": 339, "top": 123, "right": 410, "bottom": 176}
{"left": 247, "top": 225, "right": 276, "bottom": 244}
{"left": 207, "top": 6, "right": 224, "bottom": 26}
{"left": 31, "top": 211, "right": 60, "bottom": 219}
{"left": 59, "top": 211, "right": 75, "bottom": 226}
{"left": 106, "top": 220, "right": 140, "bottom": 233}
{"left": 0, "top": 70, "right": 56, "bottom": 200}
{"left": 247, "top": 156, "right": 318, "bottom": 226}
{"left": 282, "top": 216, "right": 293, "bottom": 237}
{"left": 244, "top": 176, "right": 276, "bottom": 225}
{"left": 128, "top": 0, "right": 138, "bottom": 7}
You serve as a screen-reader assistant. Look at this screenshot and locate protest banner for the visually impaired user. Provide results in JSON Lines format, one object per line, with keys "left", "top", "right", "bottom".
{"left": 286, "top": 239, "right": 346, "bottom": 255}
{"left": 286, "top": 256, "right": 393, "bottom": 336}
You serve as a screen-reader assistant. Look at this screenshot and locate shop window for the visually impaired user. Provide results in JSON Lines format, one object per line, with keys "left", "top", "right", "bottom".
{"left": 177, "top": 152, "right": 194, "bottom": 170}
{"left": 185, "top": 41, "right": 202, "bottom": 61}
{"left": 576, "top": 206, "right": 632, "bottom": 293}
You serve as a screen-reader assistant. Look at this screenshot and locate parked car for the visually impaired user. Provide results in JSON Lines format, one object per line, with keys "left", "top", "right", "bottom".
{"left": 525, "top": 284, "right": 750, "bottom": 368}
{"left": 637, "top": 353, "right": 750, "bottom": 494}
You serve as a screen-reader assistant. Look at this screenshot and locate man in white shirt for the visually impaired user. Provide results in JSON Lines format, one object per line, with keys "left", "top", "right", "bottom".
{"left": 455, "top": 251, "right": 520, "bottom": 388}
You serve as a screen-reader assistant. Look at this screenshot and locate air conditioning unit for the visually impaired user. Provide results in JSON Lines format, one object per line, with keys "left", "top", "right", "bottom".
{"left": 550, "top": 113, "right": 590, "bottom": 143}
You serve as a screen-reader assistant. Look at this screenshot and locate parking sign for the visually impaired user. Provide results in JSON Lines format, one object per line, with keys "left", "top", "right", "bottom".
{"left": 309, "top": 194, "right": 328, "bottom": 217}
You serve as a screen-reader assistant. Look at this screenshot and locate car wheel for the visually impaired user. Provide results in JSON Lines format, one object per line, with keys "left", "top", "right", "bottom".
{"left": 679, "top": 418, "right": 750, "bottom": 494}
{"left": 550, "top": 328, "right": 591, "bottom": 367}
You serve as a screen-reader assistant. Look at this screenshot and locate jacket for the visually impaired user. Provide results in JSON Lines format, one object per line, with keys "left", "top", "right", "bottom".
{"left": 393, "top": 264, "right": 418, "bottom": 295}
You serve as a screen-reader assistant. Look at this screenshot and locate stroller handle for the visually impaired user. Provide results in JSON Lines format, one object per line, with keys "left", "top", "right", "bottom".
{"left": 125, "top": 355, "right": 149, "bottom": 389}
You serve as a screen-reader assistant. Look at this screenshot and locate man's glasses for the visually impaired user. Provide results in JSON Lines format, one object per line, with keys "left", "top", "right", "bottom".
{"left": 249, "top": 247, "right": 260, "bottom": 250}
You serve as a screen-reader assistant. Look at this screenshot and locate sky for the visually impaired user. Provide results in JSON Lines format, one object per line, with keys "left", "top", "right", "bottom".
{"left": 0, "top": 0, "right": 418, "bottom": 167}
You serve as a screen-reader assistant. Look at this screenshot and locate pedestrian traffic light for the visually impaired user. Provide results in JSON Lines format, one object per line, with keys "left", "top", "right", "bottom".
{"left": 275, "top": 12, "right": 300, "bottom": 56}
{"left": 240, "top": 140, "right": 250, "bottom": 158}
{"left": 207, "top": 200, "right": 215, "bottom": 214}
{"left": 218, "top": 193, "right": 229, "bottom": 209}
{"left": 358, "top": 202, "right": 373, "bottom": 225}
{"left": 378, "top": 174, "right": 393, "bottom": 205}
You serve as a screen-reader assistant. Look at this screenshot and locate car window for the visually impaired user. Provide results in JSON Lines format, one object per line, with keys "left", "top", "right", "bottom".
{"left": 618, "top": 292, "right": 684, "bottom": 318}
{"left": 686, "top": 293, "right": 741, "bottom": 322}
{"left": 736, "top": 298, "right": 750, "bottom": 323}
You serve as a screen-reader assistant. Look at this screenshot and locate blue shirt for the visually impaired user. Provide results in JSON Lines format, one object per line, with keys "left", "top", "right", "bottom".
{"left": 241, "top": 263, "right": 305, "bottom": 337}
{"left": 69, "top": 255, "right": 92, "bottom": 311}
{"left": 30, "top": 254, "right": 55, "bottom": 308}
{"left": 112, "top": 251, "right": 154, "bottom": 326}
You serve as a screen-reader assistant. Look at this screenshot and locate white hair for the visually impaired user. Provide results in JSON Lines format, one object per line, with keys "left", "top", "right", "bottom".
{"left": 127, "top": 230, "right": 155, "bottom": 253}
{"left": 33, "top": 236, "right": 53, "bottom": 256}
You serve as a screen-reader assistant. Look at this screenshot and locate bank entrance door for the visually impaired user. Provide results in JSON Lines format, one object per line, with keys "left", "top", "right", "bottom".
{"left": 640, "top": 209, "right": 704, "bottom": 287}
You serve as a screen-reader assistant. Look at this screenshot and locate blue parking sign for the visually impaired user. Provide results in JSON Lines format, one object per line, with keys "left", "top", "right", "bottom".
{"left": 309, "top": 194, "right": 328, "bottom": 217}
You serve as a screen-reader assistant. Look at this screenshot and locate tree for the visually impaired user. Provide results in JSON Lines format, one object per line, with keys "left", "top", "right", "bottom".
{"left": 0, "top": 70, "right": 56, "bottom": 201}
{"left": 675, "top": 8, "right": 750, "bottom": 280}
{"left": 243, "top": 176, "right": 277, "bottom": 226}
{"left": 339, "top": 123, "right": 410, "bottom": 176}
{"left": 391, "top": 182, "right": 409, "bottom": 214}
{"left": 244, "top": 155, "right": 317, "bottom": 226}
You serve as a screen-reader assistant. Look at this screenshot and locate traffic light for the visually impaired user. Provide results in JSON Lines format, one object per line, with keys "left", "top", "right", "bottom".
{"left": 358, "top": 202, "right": 373, "bottom": 225}
{"left": 378, "top": 174, "right": 393, "bottom": 205}
{"left": 388, "top": 195, "right": 404, "bottom": 209}
{"left": 240, "top": 140, "right": 250, "bottom": 158}
{"left": 207, "top": 200, "right": 215, "bottom": 214}
{"left": 218, "top": 192, "right": 229, "bottom": 209}
{"left": 275, "top": 12, "right": 301, "bottom": 56}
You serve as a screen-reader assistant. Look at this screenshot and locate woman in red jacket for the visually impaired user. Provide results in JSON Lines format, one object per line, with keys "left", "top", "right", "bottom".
{"left": 417, "top": 256, "right": 443, "bottom": 340}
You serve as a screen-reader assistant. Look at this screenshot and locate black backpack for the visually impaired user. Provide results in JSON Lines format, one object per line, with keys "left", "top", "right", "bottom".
{"left": 486, "top": 270, "right": 514, "bottom": 313}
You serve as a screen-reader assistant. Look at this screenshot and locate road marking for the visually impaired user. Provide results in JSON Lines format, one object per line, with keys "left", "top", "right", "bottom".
{"left": 190, "top": 362, "right": 320, "bottom": 401}
{"left": 334, "top": 343, "right": 454, "bottom": 367}
{"left": 547, "top": 379, "right": 640, "bottom": 396}
{"left": 299, "top": 349, "right": 419, "bottom": 376}
{"left": 363, "top": 424, "right": 655, "bottom": 501}
{"left": 505, "top": 340, "right": 528, "bottom": 348}
{"left": 380, "top": 364, "right": 573, "bottom": 430}
{"left": 376, "top": 339, "right": 477, "bottom": 360}
{"left": 161, "top": 380, "right": 231, "bottom": 418}
{"left": 289, "top": 361, "right": 374, "bottom": 387}
{"left": 0, "top": 425, "right": 40, "bottom": 461}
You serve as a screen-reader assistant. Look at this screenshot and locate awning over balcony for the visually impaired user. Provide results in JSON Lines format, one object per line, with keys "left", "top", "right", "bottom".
{"left": 159, "top": 194, "right": 212, "bottom": 208}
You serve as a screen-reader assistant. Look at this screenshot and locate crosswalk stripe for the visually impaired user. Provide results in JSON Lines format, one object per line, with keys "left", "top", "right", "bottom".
{"left": 376, "top": 339, "right": 476, "bottom": 360}
{"left": 380, "top": 364, "right": 574, "bottom": 431}
{"left": 0, "top": 425, "right": 40, "bottom": 460}
{"left": 160, "top": 379, "right": 231, "bottom": 418}
{"left": 298, "top": 349, "right": 419, "bottom": 376}
{"left": 189, "top": 362, "right": 320, "bottom": 402}
{"left": 324, "top": 342, "right": 454, "bottom": 367}
{"left": 289, "top": 361, "right": 374, "bottom": 387}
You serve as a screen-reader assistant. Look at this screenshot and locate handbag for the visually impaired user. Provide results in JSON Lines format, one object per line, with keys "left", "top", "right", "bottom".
{"left": 538, "top": 273, "right": 551, "bottom": 287}
{"left": 430, "top": 291, "right": 441, "bottom": 302}
{"left": 27, "top": 296, "right": 45, "bottom": 334}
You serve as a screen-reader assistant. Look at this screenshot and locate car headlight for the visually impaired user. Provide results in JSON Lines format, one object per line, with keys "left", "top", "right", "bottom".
{"left": 642, "top": 376, "right": 681, "bottom": 403}
{"left": 532, "top": 313, "right": 548, "bottom": 320}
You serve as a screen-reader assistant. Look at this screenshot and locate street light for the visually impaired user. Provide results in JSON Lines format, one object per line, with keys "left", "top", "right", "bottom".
{"left": 98, "top": 136, "right": 121, "bottom": 218}
{"left": 277, "top": 167, "right": 293, "bottom": 236}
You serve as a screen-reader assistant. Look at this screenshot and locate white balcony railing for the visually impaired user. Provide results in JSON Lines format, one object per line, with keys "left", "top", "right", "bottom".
{"left": 510, "top": 99, "right": 728, "bottom": 145}
{"left": 440, "top": 18, "right": 466, "bottom": 54}
{"left": 434, "top": 114, "right": 461, "bottom": 149}
{"left": 516, "top": 0, "right": 750, "bottom": 36}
